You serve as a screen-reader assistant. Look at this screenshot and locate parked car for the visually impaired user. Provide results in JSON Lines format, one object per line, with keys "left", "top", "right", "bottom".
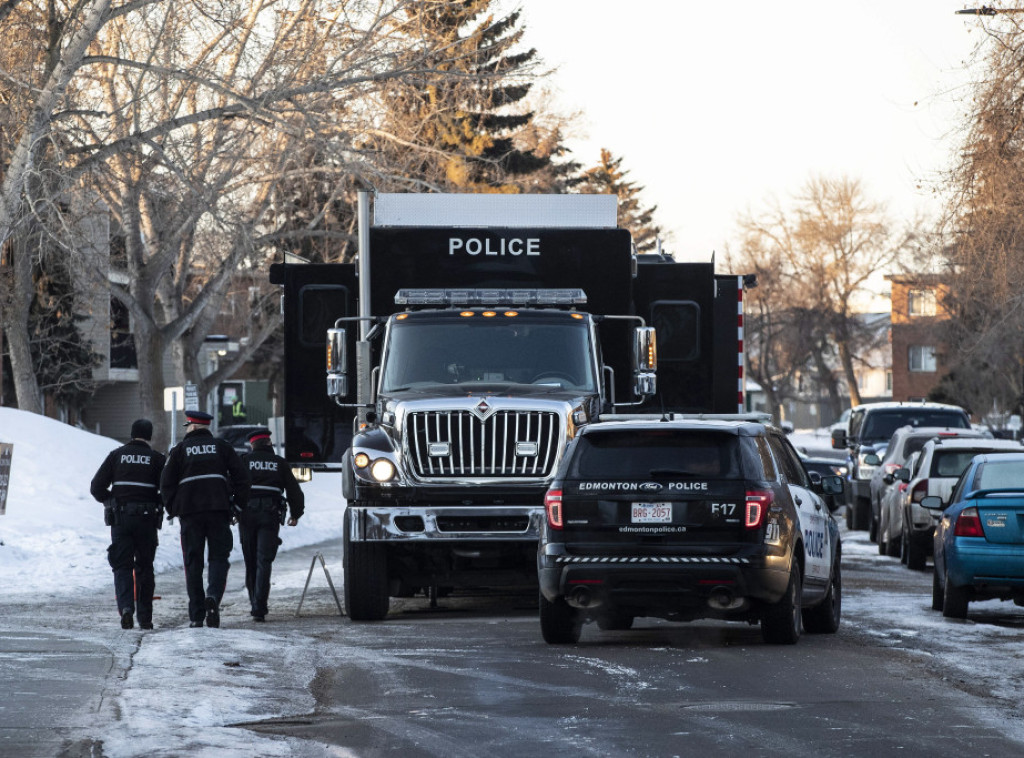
{"left": 797, "top": 449, "right": 848, "bottom": 491}
{"left": 538, "top": 415, "right": 844, "bottom": 645}
{"left": 877, "top": 451, "right": 920, "bottom": 557}
{"left": 832, "top": 402, "right": 972, "bottom": 533}
{"left": 930, "top": 452, "right": 1024, "bottom": 618}
{"left": 899, "top": 437, "right": 1024, "bottom": 570}
{"left": 214, "top": 424, "right": 269, "bottom": 455}
{"left": 867, "top": 426, "right": 990, "bottom": 551}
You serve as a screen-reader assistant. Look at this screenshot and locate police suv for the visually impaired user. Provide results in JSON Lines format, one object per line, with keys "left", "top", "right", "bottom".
{"left": 538, "top": 415, "right": 844, "bottom": 645}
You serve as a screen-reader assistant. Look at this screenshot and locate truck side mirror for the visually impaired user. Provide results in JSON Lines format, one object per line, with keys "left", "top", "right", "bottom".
{"left": 634, "top": 372, "right": 657, "bottom": 397}
{"left": 327, "top": 327, "right": 348, "bottom": 399}
{"left": 831, "top": 428, "right": 847, "bottom": 449}
{"left": 633, "top": 326, "right": 657, "bottom": 373}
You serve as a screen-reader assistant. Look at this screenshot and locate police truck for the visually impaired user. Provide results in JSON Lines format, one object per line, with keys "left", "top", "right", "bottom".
{"left": 269, "top": 192, "right": 749, "bottom": 620}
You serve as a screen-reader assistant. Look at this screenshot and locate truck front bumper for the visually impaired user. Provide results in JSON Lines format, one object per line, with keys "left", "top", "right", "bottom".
{"left": 346, "top": 504, "right": 546, "bottom": 542}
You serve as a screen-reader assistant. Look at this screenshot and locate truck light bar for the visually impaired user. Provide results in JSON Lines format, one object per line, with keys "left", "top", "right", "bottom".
{"left": 394, "top": 288, "right": 588, "bottom": 307}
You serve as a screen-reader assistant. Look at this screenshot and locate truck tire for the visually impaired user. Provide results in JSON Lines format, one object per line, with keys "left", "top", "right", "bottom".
{"left": 343, "top": 515, "right": 390, "bottom": 621}
{"left": 932, "top": 569, "right": 944, "bottom": 612}
{"left": 540, "top": 591, "right": 582, "bottom": 644}
{"left": 868, "top": 506, "right": 878, "bottom": 543}
{"left": 761, "top": 561, "right": 802, "bottom": 645}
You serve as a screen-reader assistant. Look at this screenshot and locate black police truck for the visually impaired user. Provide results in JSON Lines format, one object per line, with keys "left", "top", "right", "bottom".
{"left": 270, "top": 192, "right": 750, "bottom": 620}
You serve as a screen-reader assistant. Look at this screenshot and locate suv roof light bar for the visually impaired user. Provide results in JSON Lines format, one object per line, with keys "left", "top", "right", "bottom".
{"left": 394, "top": 288, "right": 588, "bottom": 307}
{"left": 598, "top": 412, "right": 774, "bottom": 423}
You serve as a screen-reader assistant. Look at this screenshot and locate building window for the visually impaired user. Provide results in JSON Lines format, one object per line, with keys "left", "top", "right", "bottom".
{"left": 885, "top": 371, "right": 893, "bottom": 392}
{"left": 110, "top": 298, "right": 137, "bottom": 369}
{"left": 909, "top": 345, "right": 936, "bottom": 372}
{"left": 908, "top": 289, "right": 937, "bottom": 317}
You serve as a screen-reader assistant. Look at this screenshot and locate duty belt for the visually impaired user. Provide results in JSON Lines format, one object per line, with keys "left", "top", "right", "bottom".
{"left": 248, "top": 497, "right": 280, "bottom": 511}
{"left": 120, "top": 501, "right": 159, "bottom": 518}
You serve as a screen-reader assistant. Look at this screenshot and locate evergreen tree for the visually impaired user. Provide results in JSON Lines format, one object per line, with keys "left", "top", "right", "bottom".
{"left": 577, "top": 149, "right": 663, "bottom": 252}
{"left": 369, "top": 0, "right": 566, "bottom": 193}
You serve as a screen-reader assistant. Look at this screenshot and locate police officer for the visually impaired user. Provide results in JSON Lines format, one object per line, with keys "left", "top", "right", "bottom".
{"left": 90, "top": 419, "right": 166, "bottom": 630}
{"left": 239, "top": 427, "right": 304, "bottom": 622}
{"left": 161, "top": 410, "right": 249, "bottom": 628}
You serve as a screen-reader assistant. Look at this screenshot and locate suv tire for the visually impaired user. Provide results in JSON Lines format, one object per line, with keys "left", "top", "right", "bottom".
{"left": 803, "top": 553, "right": 841, "bottom": 634}
{"left": 540, "top": 592, "right": 582, "bottom": 644}
{"left": 761, "top": 562, "right": 802, "bottom": 644}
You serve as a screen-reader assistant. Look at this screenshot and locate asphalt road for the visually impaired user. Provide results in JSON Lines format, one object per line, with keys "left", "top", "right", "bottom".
{"left": 3, "top": 529, "right": 1024, "bottom": 757}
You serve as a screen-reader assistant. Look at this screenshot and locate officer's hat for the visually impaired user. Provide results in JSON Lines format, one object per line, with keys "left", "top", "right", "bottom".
{"left": 247, "top": 427, "right": 273, "bottom": 443}
{"left": 183, "top": 410, "right": 213, "bottom": 427}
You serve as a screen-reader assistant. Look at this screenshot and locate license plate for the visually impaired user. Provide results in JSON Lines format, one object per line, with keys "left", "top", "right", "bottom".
{"left": 631, "top": 502, "right": 673, "bottom": 523}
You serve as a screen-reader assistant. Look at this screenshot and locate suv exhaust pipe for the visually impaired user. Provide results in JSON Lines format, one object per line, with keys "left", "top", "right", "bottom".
{"left": 707, "top": 587, "right": 745, "bottom": 610}
{"left": 567, "top": 586, "right": 602, "bottom": 609}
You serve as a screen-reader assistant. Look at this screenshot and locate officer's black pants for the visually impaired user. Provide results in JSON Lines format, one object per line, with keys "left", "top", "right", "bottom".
{"left": 239, "top": 511, "right": 281, "bottom": 616}
{"left": 107, "top": 517, "right": 159, "bottom": 622}
{"left": 179, "top": 511, "right": 233, "bottom": 623}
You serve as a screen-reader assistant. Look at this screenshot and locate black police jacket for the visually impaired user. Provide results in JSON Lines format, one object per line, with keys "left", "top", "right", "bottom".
{"left": 91, "top": 440, "right": 166, "bottom": 505}
{"left": 161, "top": 429, "right": 250, "bottom": 518}
{"left": 241, "top": 445, "right": 305, "bottom": 521}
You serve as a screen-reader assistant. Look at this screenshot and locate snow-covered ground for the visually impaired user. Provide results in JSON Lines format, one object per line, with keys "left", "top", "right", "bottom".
{"left": 2, "top": 411, "right": 1024, "bottom": 755}
{"left": 0, "top": 407, "right": 345, "bottom": 599}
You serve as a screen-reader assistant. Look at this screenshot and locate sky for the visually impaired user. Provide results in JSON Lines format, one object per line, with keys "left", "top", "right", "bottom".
{"left": 510, "top": 0, "right": 985, "bottom": 263}
{"left": 3, "top": 411, "right": 1024, "bottom": 753}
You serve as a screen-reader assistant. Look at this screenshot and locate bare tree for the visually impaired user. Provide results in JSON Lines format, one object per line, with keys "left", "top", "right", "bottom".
{"left": 939, "top": 9, "right": 1024, "bottom": 419}
{"left": 734, "top": 175, "right": 906, "bottom": 408}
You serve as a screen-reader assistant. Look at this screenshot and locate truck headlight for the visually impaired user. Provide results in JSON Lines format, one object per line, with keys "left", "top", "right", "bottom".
{"left": 370, "top": 459, "right": 396, "bottom": 482}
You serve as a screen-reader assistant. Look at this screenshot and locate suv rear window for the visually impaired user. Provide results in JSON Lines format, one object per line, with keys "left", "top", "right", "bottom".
{"left": 860, "top": 410, "right": 968, "bottom": 442}
{"left": 932, "top": 449, "right": 1000, "bottom": 478}
{"left": 567, "top": 430, "right": 762, "bottom": 479}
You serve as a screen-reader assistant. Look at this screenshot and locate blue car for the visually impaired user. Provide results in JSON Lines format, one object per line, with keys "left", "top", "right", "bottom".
{"left": 929, "top": 452, "right": 1024, "bottom": 619}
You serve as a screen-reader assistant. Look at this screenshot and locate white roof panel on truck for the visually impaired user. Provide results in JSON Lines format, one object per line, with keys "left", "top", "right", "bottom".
{"left": 374, "top": 193, "right": 618, "bottom": 229}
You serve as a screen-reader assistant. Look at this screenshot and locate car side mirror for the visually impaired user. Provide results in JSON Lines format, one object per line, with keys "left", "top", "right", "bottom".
{"left": 894, "top": 468, "right": 911, "bottom": 483}
{"left": 820, "top": 474, "right": 844, "bottom": 496}
{"left": 920, "top": 495, "right": 944, "bottom": 510}
{"left": 831, "top": 429, "right": 847, "bottom": 449}
{"left": 864, "top": 453, "right": 881, "bottom": 466}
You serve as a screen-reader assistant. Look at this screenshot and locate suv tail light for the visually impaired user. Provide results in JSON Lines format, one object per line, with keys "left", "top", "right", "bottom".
{"left": 545, "top": 489, "right": 563, "bottom": 529}
{"left": 910, "top": 479, "right": 929, "bottom": 503}
{"left": 954, "top": 506, "right": 984, "bottom": 538}
{"left": 745, "top": 490, "right": 772, "bottom": 529}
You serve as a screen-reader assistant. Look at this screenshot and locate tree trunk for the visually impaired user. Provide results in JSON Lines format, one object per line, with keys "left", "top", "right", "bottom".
{"left": 4, "top": 242, "right": 42, "bottom": 413}
{"left": 134, "top": 326, "right": 169, "bottom": 451}
{"left": 838, "top": 341, "right": 862, "bottom": 407}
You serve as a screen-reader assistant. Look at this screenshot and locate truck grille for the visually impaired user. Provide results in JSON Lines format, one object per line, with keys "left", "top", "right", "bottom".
{"left": 408, "top": 410, "right": 560, "bottom": 478}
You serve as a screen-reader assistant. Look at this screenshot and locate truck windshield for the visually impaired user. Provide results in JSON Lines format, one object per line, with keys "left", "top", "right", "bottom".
{"left": 381, "top": 315, "right": 597, "bottom": 392}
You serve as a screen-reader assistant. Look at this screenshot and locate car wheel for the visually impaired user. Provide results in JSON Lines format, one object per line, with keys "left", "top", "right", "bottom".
{"left": 876, "top": 512, "right": 887, "bottom": 555}
{"left": 931, "top": 569, "right": 944, "bottom": 612}
{"left": 885, "top": 534, "right": 900, "bottom": 557}
{"left": 900, "top": 528, "right": 909, "bottom": 565}
{"left": 845, "top": 504, "right": 853, "bottom": 530}
{"left": 803, "top": 552, "right": 841, "bottom": 634}
{"left": 868, "top": 506, "right": 878, "bottom": 542}
{"left": 597, "top": 612, "right": 635, "bottom": 631}
{"left": 942, "top": 573, "right": 970, "bottom": 619}
{"left": 762, "top": 561, "right": 802, "bottom": 644}
{"left": 343, "top": 516, "right": 390, "bottom": 621}
{"left": 852, "top": 497, "right": 871, "bottom": 531}
{"left": 540, "top": 591, "right": 582, "bottom": 644}
{"left": 906, "top": 536, "right": 927, "bottom": 571}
